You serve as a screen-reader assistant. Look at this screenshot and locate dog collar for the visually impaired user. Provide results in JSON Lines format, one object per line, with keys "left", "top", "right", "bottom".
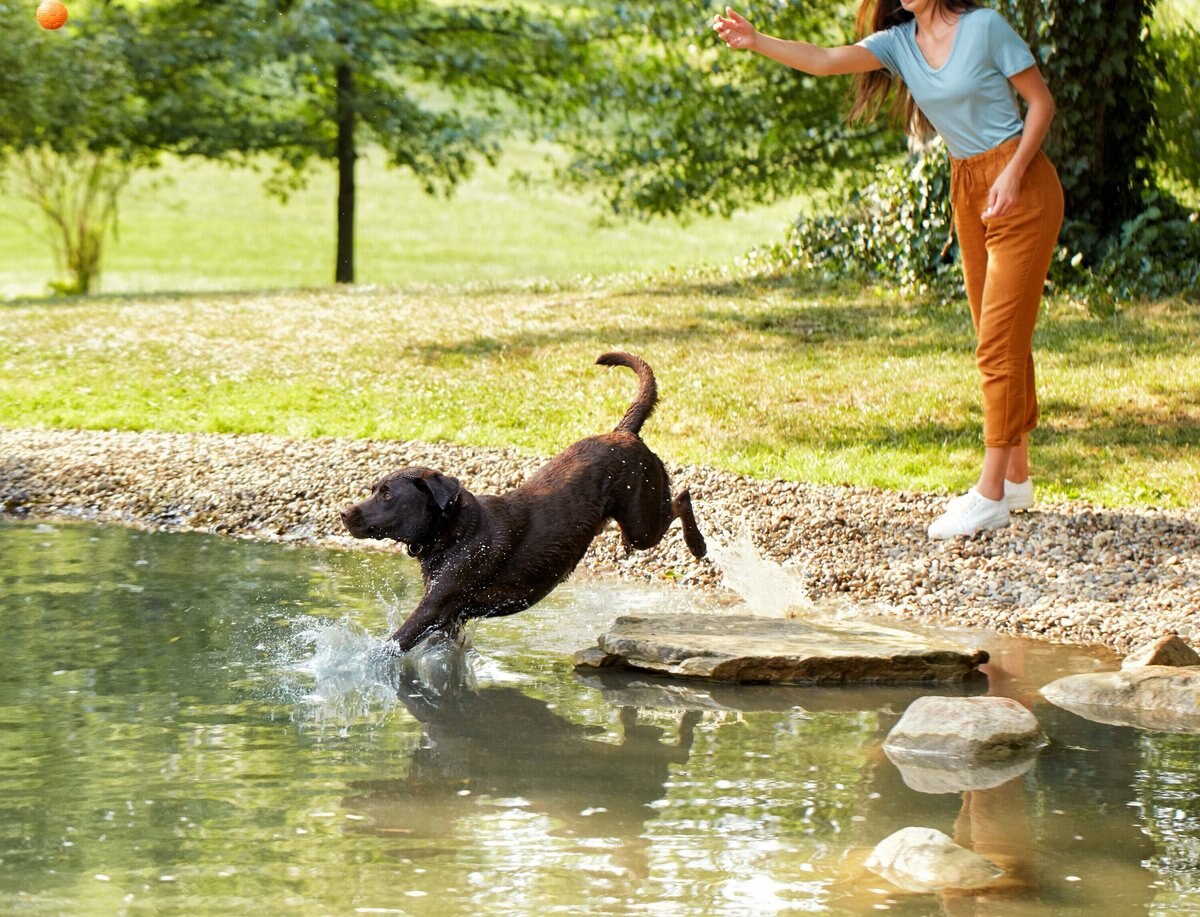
{"left": 404, "top": 497, "right": 460, "bottom": 558}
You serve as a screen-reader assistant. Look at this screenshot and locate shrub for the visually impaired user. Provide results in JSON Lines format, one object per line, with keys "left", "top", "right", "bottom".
{"left": 757, "top": 148, "right": 1200, "bottom": 313}
{"left": 758, "top": 146, "right": 961, "bottom": 299}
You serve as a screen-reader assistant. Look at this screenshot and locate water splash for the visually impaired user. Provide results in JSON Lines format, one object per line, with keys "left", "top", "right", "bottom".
{"left": 707, "top": 526, "right": 814, "bottom": 619}
{"left": 287, "top": 617, "right": 402, "bottom": 731}
{"left": 278, "top": 614, "right": 483, "bottom": 733}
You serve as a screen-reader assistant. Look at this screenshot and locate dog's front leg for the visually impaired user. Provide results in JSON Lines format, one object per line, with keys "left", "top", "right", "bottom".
{"left": 386, "top": 594, "right": 465, "bottom": 654}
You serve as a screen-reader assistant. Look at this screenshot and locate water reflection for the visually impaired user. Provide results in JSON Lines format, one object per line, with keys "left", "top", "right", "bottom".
{"left": 3, "top": 518, "right": 1200, "bottom": 915}
{"left": 343, "top": 647, "right": 700, "bottom": 884}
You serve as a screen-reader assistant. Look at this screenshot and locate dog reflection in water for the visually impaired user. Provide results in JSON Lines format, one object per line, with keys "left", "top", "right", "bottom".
{"left": 342, "top": 643, "right": 700, "bottom": 879}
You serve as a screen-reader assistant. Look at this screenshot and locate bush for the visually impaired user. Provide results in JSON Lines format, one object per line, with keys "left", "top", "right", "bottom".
{"left": 1057, "top": 192, "right": 1200, "bottom": 313}
{"left": 756, "top": 148, "right": 1200, "bottom": 313}
{"left": 757, "top": 146, "right": 961, "bottom": 299}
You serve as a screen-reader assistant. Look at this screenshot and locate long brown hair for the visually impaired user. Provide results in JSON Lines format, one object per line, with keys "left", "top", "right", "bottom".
{"left": 850, "top": 0, "right": 981, "bottom": 139}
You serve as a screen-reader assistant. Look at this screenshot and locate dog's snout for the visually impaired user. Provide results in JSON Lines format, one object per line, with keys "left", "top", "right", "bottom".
{"left": 340, "top": 505, "right": 363, "bottom": 530}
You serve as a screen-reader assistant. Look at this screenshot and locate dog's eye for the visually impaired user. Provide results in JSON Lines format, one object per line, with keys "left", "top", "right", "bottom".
{"left": 378, "top": 486, "right": 392, "bottom": 501}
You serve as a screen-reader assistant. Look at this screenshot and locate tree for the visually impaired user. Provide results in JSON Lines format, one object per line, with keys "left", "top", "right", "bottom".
{"left": 1000, "top": 0, "right": 1161, "bottom": 247}
{"left": 549, "top": 1, "right": 894, "bottom": 219}
{"left": 0, "top": 3, "right": 148, "bottom": 294}
{"left": 125, "top": 0, "right": 590, "bottom": 285}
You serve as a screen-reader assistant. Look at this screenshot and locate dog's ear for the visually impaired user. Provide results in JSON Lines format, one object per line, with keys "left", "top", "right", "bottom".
{"left": 419, "top": 472, "right": 461, "bottom": 513}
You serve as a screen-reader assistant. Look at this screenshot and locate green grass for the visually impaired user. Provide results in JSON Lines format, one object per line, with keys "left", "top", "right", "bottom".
{"left": 2, "top": 278, "right": 1197, "bottom": 508}
{"left": 0, "top": 143, "right": 799, "bottom": 298}
{"left": 2, "top": 138, "right": 1195, "bottom": 509}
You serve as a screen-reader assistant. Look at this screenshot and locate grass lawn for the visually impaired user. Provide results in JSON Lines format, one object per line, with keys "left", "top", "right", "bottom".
{"left": 2, "top": 138, "right": 1195, "bottom": 509}
{"left": 1, "top": 277, "right": 1196, "bottom": 508}
{"left": 0, "top": 143, "right": 799, "bottom": 297}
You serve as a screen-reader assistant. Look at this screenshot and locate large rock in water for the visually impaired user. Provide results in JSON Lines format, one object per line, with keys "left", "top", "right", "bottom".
{"left": 884, "top": 696, "right": 1045, "bottom": 762}
{"left": 1041, "top": 665, "right": 1200, "bottom": 733}
{"left": 573, "top": 614, "right": 988, "bottom": 685}
{"left": 883, "top": 696, "right": 1046, "bottom": 793}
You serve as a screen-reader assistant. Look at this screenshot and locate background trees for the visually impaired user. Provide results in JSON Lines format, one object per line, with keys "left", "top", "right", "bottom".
{"left": 121, "top": 0, "right": 595, "bottom": 285}
{"left": 547, "top": 0, "right": 1197, "bottom": 303}
{"left": 1, "top": 0, "right": 1194, "bottom": 298}
{"left": 3, "top": 0, "right": 590, "bottom": 289}
{"left": 546, "top": 1, "right": 889, "bottom": 219}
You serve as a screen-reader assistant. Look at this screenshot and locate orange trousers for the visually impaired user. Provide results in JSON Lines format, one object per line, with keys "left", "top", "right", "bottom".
{"left": 951, "top": 136, "right": 1064, "bottom": 448}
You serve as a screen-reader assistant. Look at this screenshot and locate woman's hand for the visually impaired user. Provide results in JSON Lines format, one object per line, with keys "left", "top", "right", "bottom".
{"left": 984, "top": 165, "right": 1022, "bottom": 219}
{"left": 712, "top": 7, "right": 757, "bottom": 51}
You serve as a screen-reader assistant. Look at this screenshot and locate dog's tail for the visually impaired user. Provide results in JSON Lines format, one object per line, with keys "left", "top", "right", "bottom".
{"left": 596, "top": 351, "right": 657, "bottom": 436}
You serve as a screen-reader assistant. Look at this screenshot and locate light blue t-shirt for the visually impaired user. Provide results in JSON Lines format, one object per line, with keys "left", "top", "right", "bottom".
{"left": 857, "top": 8, "right": 1036, "bottom": 158}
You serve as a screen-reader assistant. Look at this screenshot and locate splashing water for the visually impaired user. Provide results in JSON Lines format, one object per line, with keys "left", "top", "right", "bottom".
{"left": 707, "top": 526, "right": 814, "bottom": 619}
{"left": 286, "top": 617, "right": 402, "bottom": 731}
{"left": 278, "top": 614, "right": 485, "bottom": 733}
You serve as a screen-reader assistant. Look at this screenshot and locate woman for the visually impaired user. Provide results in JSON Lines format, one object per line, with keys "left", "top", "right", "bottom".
{"left": 713, "top": 3, "right": 1063, "bottom": 539}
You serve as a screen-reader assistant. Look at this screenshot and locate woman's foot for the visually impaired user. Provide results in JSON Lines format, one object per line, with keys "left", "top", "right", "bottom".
{"left": 1004, "top": 477, "right": 1035, "bottom": 512}
{"left": 928, "top": 488, "right": 1011, "bottom": 539}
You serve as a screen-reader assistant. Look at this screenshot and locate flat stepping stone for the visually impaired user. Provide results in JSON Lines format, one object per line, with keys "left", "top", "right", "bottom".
{"left": 574, "top": 613, "right": 988, "bottom": 685}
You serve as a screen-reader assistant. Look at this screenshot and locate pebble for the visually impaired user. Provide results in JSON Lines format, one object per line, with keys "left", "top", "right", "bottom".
{"left": 1, "top": 427, "right": 1197, "bottom": 654}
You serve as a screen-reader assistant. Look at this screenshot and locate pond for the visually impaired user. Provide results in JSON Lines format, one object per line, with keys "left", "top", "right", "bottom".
{"left": 2, "top": 518, "right": 1199, "bottom": 915}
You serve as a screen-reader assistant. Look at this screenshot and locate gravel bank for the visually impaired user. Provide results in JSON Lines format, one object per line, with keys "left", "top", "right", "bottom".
{"left": 1, "top": 427, "right": 1196, "bottom": 653}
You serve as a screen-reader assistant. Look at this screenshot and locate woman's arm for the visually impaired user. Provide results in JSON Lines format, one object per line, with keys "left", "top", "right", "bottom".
{"left": 713, "top": 7, "right": 883, "bottom": 76}
{"left": 986, "top": 65, "right": 1057, "bottom": 217}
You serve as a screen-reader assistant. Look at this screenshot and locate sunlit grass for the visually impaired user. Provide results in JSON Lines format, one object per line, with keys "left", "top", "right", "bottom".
{"left": 2, "top": 277, "right": 1196, "bottom": 508}
{"left": 0, "top": 143, "right": 799, "bottom": 298}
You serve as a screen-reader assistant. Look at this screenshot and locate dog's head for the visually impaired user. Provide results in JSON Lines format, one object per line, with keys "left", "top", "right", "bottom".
{"left": 340, "top": 467, "right": 462, "bottom": 548}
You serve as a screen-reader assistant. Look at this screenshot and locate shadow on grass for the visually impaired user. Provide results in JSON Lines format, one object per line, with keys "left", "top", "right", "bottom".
{"left": 408, "top": 297, "right": 972, "bottom": 365}
{"left": 0, "top": 284, "right": 343, "bottom": 311}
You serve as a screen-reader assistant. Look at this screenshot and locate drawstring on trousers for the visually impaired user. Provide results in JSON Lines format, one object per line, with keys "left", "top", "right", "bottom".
{"left": 942, "top": 163, "right": 975, "bottom": 261}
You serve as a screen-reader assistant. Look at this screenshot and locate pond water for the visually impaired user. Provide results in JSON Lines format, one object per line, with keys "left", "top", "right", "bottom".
{"left": 2, "top": 518, "right": 1200, "bottom": 916}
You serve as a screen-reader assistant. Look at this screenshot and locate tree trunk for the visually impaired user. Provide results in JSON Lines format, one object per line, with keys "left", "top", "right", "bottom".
{"left": 335, "top": 61, "right": 356, "bottom": 284}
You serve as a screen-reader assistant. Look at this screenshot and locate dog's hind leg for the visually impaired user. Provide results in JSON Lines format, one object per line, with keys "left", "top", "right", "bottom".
{"left": 672, "top": 488, "right": 707, "bottom": 559}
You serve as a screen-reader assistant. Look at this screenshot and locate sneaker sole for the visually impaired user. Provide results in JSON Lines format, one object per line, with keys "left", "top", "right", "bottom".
{"left": 928, "top": 514, "right": 1012, "bottom": 540}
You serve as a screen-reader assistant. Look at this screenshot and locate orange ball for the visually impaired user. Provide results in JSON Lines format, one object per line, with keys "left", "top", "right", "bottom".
{"left": 37, "top": 0, "right": 69, "bottom": 30}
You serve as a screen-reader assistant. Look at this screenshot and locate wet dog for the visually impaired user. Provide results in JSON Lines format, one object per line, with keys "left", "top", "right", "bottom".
{"left": 340, "top": 352, "right": 707, "bottom": 652}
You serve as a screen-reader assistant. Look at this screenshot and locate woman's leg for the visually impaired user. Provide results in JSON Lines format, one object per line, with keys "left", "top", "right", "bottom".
{"left": 1005, "top": 432, "right": 1030, "bottom": 484}
{"left": 930, "top": 147, "right": 1060, "bottom": 537}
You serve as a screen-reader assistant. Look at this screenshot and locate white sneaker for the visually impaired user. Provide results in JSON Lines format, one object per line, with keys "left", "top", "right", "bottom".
{"left": 928, "top": 488, "right": 1011, "bottom": 539}
{"left": 1005, "top": 477, "right": 1035, "bottom": 512}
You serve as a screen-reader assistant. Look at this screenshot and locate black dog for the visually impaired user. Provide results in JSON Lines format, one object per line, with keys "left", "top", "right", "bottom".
{"left": 340, "top": 352, "right": 707, "bottom": 652}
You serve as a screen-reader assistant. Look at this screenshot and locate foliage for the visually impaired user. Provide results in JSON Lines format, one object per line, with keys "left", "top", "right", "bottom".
{"left": 751, "top": 0, "right": 1200, "bottom": 306}
{"left": 548, "top": 0, "right": 895, "bottom": 218}
{"left": 759, "top": 147, "right": 1200, "bottom": 310}
{"left": 1151, "top": 22, "right": 1200, "bottom": 189}
{"left": 754, "top": 145, "right": 959, "bottom": 296}
{"left": 0, "top": 3, "right": 149, "bottom": 293}
{"left": 1059, "top": 192, "right": 1200, "bottom": 313}
{"left": 223, "top": 0, "right": 591, "bottom": 282}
